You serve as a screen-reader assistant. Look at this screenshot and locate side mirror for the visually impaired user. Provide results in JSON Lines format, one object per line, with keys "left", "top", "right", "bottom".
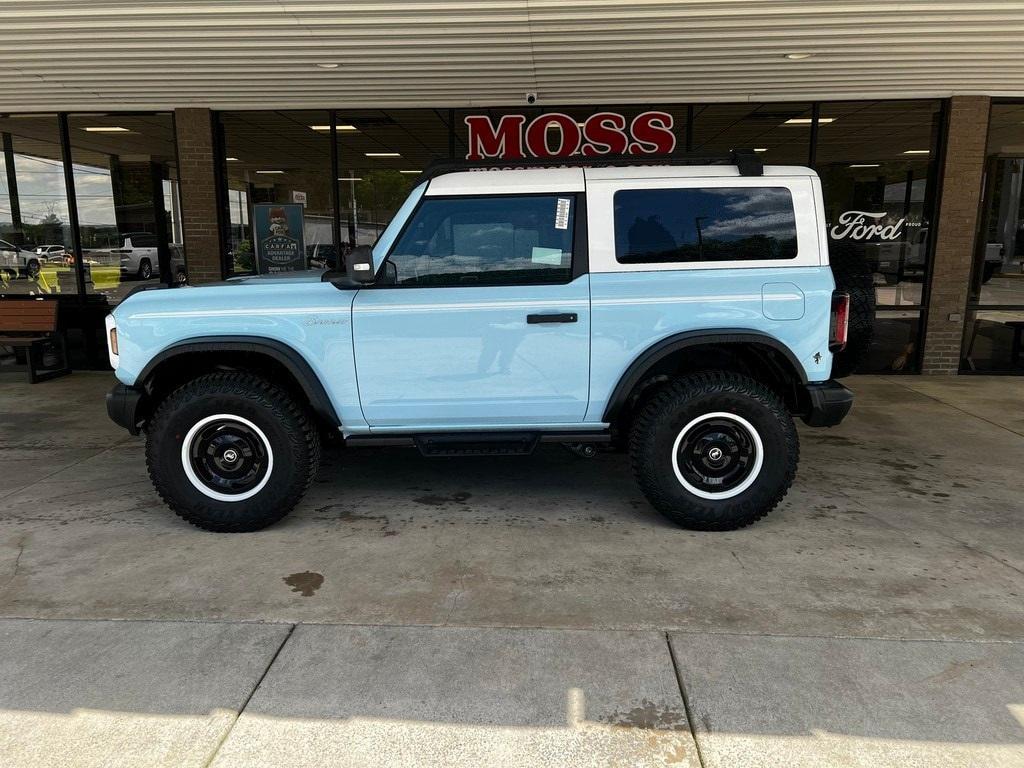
{"left": 346, "top": 245, "right": 376, "bottom": 284}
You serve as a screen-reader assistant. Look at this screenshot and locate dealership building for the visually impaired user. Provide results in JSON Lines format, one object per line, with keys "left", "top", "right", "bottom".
{"left": 1, "top": 2, "right": 1024, "bottom": 375}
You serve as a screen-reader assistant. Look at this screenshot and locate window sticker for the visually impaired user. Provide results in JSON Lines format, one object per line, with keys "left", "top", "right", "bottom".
{"left": 531, "top": 246, "right": 564, "bottom": 266}
{"left": 555, "top": 197, "right": 571, "bottom": 230}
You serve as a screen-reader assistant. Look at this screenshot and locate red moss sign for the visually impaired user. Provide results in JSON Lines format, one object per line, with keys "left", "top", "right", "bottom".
{"left": 464, "top": 111, "right": 676, "bottom": 161}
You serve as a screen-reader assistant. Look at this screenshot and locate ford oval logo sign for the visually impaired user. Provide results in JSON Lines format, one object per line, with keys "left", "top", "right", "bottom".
{"left": 830, "top": 210, "right": 906, "bottom": 241}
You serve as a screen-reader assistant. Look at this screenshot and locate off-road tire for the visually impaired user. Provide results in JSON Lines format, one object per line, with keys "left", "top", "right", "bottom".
{"left": 629, "top": 371, "right": 799, "bottom": 531}
{"left": 829, "top": 247, "right": 876, "bottom": 378}
{"left": 146, "top": 371, "right": 320, "bottom": 532}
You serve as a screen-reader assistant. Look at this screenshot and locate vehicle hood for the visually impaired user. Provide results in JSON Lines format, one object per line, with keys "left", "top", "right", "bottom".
{"left": 222, "top": 270, "right": 327, "bottom": 285}
{"left": 111, "top": 270, "right": 344, "bottom": 329}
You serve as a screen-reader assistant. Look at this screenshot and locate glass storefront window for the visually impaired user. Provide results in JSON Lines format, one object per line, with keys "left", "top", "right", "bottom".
{"left": 815, "top": 100, "right": 942, "bottom": 372}
{"left": 219, "top": 110, "right": 333, "bottom": 274}
{"left": 815, "top": 101, "right": 941, "bottom": 307}
{"left": 0, "top": 115, "right": 74, "bottom": 298}
{"left": 205, "top": 101, "right": 949, "bottom": 376}
{"left": 66, "top": 113, "right": 179, "bottom": 304}
{"left": 337, "top": 110, "right": 452, "bottom": 255}
{"left": 963, "top": 102, "right": 1024, "bottom": 372}
{"left": 690, "top": 102, "right": 812, "bottom": 165}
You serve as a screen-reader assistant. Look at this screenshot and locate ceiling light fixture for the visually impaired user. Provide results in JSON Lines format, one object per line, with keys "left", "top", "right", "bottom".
{"left": 784, "top": 117, "right": 835, "bottom": 125}
{"left": 785, "top": 53, "right": 814, "bottom": 60}
{"left": 316, "top": 62, "right": 339, "bottom": 69}
{"left": 310, "top": 124, "right": 358, "bottom": 131}
{"left": 83, "top": 126, "right": 129, "bottom": 132}
{"left": 337, "top": 176, "right": 362, "bottom": 181}
{"left": 904, "top": 149, "right": 930, "bottom": 154}
{"left": 255, "top": 169, "right": 285, "bottom": 174}
{"left": 365, "top": 152, "right": 400, "bottom": 157}
{"left": 754, "top": 148, "right": 767, "bottom": 152}
{"left": 399, "top": 170, "right": 421, "bottom": 174}
{"left": 225, "top": 157, "right": 240, "bottom": 161}
{"left": 849, "top": 163, "right": 880, "bottom": 168}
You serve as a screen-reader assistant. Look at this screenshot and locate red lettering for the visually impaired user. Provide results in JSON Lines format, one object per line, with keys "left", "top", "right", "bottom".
{"left": 464, "top": 115, "right": 525, "bottom": 160}
{"left": 465, "top": 111, "right": 677, "bottom": 160}
{"left": 525, "top": 113, "right": 581, "bottom": 158}
{"left": 628, "top": 111, "right": 676, "bottom": 155}
{"left": 581, "top": 112, "right": 628, "bottom": 156}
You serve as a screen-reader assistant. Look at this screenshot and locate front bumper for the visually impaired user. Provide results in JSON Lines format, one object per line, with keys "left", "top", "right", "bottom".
{"left": 106, "top": 383, "right": 145, "bottom": 435}
{"left": 801, "top": 380, "right": 854, "bottom": 428}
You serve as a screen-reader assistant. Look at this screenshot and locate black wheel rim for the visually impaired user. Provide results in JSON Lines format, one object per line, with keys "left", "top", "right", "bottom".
{"left": 188, "top": 419, "right": 269, "bottom": 496}
{"left": 675, "top": 417, "right": 757, "bottom": 495}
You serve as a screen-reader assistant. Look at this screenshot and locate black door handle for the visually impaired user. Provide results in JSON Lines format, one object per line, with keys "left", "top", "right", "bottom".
{"left": 527, "top": 313, "right": 578, "bottom": 324}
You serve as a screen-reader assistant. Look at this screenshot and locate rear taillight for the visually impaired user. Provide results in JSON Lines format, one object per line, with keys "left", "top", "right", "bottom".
{"left": 830, "top": 291, "right": 850, "bottom": 352}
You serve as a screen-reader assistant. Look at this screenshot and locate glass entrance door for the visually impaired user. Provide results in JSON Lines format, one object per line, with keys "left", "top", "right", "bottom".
{"left": 963, "top": 101, "right": 1024, "bottom": 372}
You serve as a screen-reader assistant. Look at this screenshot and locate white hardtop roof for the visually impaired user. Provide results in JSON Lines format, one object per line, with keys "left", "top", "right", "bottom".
{"left": 425, "top": 167, "right": 585, "bottom": 195}
{"left": 425, "top": 164, "right": 816, "bottom": 196}
{"left": 585, "top": 165, "right": 817, "bottom": 180}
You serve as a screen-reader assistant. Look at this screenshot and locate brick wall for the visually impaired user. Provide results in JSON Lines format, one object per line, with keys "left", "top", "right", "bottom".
{"left": 920, "top": 96, "right": 991, "bottom": 374}
{"left": 175, "top": 108, "right": 223, "bottom": 284}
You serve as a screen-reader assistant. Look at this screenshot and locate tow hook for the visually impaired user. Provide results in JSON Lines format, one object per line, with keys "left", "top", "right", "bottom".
{"left": 563, "top": 442, "right": 598, "bottom": 458}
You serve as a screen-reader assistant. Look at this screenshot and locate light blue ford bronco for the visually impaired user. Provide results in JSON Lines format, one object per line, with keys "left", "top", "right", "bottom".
{"left": 105, "top": 153, "right": 856, "bottom": 532}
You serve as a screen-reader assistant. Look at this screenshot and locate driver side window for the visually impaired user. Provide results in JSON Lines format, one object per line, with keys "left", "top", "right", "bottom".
{"left": 386, "top": 194, "right": 575, "bottom": 287}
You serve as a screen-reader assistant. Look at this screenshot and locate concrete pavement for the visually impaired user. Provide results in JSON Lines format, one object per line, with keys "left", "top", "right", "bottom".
{"left": 0, "top": 618, "right": 290, "bottom": 768}
{"left": 1, "top": 371, "right": 1023, "bottom": 766}
{"left": 671, "top": 633, "right": 1024, "bottom": 768}
{"left": 2, "top": 618, "right": 1021, "bottom": 767}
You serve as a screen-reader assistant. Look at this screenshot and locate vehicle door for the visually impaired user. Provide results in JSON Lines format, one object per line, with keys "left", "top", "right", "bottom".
{"left": 351, "top": 191, "right": 591, "bottom": 428}
{"left": 0, "top": 240, "right": 19, "bottom": 271}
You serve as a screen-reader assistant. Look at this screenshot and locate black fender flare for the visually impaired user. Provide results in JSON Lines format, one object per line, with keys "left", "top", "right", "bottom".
{"left": 137, "top": 336, "right": 340, "bottom": 427}
{"left": 601, "top": 329, "right": 808, "bottom": 422}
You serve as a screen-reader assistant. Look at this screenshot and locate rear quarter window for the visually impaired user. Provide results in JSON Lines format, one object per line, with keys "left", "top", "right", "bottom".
{"left": 126, "top": 233, "right": 157, "bottom": 248}
{"left": 613, "top": 187, "right": 799, "bottom": 264}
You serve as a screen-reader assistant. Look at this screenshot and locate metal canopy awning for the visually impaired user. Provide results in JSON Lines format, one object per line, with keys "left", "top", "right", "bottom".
{"left": 0, "top": 1, "right": 1022, "bottom": 111}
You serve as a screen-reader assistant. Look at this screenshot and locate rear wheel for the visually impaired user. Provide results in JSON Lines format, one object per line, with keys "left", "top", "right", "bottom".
{"left": 146, "top": 372, "right": 320, "bottom": 532}
{"left": 628, "top": 371, "right": 798, "bottom": 530}
{"left": 137, "top": 258, "right": 152, "bottom": 280}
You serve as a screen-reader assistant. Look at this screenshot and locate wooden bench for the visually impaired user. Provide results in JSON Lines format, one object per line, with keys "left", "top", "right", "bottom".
{"left": 0, "top": 298, "right": 71, "bottom": 383}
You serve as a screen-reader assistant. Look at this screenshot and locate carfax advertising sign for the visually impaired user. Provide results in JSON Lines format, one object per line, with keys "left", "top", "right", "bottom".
{"left": 254, "top": 203, "right": 306, "bottom": 274}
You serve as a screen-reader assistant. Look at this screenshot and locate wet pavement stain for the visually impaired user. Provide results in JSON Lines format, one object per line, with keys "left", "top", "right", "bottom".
{"left": 598, "top": 699, "right": 689, "bottom": 731}
{"left": 283, "top": 571, "right": 324, "bottom": 597}
{"left": 413, "top": 491, "right": 472, "bottom": 506}
{"left": 804, "top": 434, "right": 859, "bottom": 446}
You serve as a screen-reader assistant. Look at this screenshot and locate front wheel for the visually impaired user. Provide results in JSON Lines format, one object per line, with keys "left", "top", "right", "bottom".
{"left": 137, "top": 258, "right": 152, "bottom": 280}
{"left": 628, "top": 371, "right": 799, "bottom": 531}
{"left": 146, "top": 372, "right": 321, "bottom": 532}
